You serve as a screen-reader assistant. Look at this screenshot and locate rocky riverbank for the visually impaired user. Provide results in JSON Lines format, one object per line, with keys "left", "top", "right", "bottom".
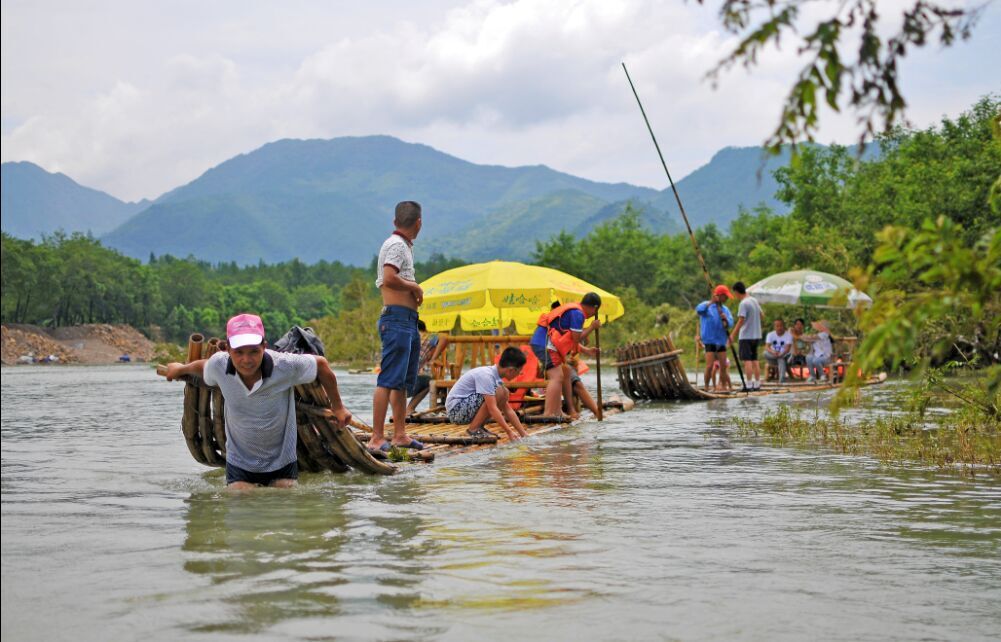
{"left": 1, "top": 324, "right": 155, "bottom": 365}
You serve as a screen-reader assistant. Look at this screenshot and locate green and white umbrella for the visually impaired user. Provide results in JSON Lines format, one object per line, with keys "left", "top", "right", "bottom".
{"left": 747, "top": 270, "right": 873, "bottom": 309}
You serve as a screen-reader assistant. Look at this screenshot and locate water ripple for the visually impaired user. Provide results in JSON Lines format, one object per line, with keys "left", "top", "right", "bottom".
{"left": 2, "top": 365, "right": 1000, "bottom": 641}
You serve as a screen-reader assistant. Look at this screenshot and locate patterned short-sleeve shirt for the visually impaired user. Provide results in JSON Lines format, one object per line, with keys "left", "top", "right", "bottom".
{"left": 375, "top": 233, "right": 415, "bottom": 288}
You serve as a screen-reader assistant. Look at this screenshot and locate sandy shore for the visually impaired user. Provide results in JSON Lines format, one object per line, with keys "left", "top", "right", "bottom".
{"left": 2, "top": 324, "right": 155, "bottom": 365}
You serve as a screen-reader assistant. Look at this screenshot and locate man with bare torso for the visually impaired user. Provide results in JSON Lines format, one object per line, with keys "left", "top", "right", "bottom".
{"left": 367, "top": 201, "right": 426, "bottom": 452}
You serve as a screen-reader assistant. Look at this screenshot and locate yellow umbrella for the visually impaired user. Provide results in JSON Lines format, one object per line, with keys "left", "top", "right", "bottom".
{"left": 418, "top": 260, "right": 625, "bottom": 334}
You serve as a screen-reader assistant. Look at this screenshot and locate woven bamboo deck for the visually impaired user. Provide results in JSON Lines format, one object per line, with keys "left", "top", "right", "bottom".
{"left": 347, "top": 396, "right": 635, "bottom": 464}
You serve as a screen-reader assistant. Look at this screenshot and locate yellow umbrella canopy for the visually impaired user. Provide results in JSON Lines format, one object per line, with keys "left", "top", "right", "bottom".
{"left": 419, "top": 260, "right": 625, "bottom": 334}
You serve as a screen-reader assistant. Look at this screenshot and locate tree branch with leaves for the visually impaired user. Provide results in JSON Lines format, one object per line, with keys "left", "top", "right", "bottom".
{"left": 701, "top": 0, "right": 985, "bottom": 150}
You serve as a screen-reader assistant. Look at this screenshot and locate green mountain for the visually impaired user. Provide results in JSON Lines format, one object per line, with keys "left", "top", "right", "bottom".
{"left": 103, "top": 136, "right": 660, "bottom": 265}
{"left": 0, "top": 161, "right": 149, "bottom": 239}
{"left": 423, "top": 190, "right": 682, "bottom": 262}
{"left": 652, "top": 146, "right": 792, "bottom": 228}
{"left": 4, "top": 136, "right": 809, "bottom": 265}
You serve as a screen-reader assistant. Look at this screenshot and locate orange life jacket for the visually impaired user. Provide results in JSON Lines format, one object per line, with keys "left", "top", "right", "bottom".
{"left": 537, "top": 302, "right": 584, "bottom": 357}
{"left": 495, "top": 345, "right": 538, "bottom": 410}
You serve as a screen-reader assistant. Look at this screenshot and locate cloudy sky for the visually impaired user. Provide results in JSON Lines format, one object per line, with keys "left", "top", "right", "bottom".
{"left": 2, "top": 0, "right": 998, "bottom": 202}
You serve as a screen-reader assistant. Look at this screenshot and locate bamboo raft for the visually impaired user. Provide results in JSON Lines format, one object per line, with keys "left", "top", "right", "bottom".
{"left": 615, "top": 335, "right": 886, "bottom": 401}
{"left": 159, "top": 333, "right": 634, "bottom": 476}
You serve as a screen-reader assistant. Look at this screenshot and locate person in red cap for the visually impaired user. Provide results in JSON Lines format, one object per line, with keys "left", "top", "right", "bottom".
{"left": 165, "top": 313, "right": 352, "bottom": 489}
{"left": 695, "top": 285, "right": 735, "bottom": 391}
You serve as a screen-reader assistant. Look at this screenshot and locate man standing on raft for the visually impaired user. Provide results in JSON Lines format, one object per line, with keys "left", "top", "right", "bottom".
{"left": 367, "top": 201, "right": 426, "bottom": 452}
{"left": 729, "top": 280, "right": 765, "bottom": 390}
{"left": 530, "top": 292, "right": 602, "bottom": 419}
{"left": 165, "top": 313, "right": 352, "bottom": 489}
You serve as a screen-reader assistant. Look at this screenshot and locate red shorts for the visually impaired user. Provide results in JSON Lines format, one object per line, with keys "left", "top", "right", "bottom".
{"left": 531, "top": 344, "right": 564, "bottom": 369}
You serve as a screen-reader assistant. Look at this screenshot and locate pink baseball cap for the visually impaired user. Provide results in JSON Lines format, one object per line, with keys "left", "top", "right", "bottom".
{"left": 226, "top": 313, "right": 265, "bottom": 349}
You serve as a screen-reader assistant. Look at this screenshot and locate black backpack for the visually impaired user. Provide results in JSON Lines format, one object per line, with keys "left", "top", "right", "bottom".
{"left": 272, "top": 326, "right": 326, "bottom": 357}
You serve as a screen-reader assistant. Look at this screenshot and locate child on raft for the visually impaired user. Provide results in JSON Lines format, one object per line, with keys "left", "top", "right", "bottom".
{"left": 445, "top": 346, "right": 529, "bottom": 441}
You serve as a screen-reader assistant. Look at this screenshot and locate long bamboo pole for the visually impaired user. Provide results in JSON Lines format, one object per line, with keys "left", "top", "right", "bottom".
{"left": 595, "top": 327, "right": 604, "bottom": 421}
{"left": 621, "top": 62, "right": 747, "bottom": 391}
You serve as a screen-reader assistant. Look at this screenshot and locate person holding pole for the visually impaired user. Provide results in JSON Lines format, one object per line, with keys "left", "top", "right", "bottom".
{"left": 549, "top": 301, "right": 602, "bottom": 418}
{"left": 368, "top": 201, "right": 426, "bottom": 452}
{"left": 164, "top": 313, "right": 352, "bottom": 489}
{"left": 621, "top": 62, "right": 748, "bottom": 392}
{"left": 530, "top": 292, "right": 602, "bottom": 419}
{"left": 695, "top": 285, "right": 735, "bottom": 392}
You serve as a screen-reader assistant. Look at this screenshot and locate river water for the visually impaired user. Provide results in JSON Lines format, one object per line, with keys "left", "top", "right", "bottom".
{"left": 2, "top": 365, "right": 999, "bottom": 641}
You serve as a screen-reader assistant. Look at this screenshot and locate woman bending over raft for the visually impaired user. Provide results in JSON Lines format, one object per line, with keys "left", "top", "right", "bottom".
{"left": 165, "top": 313, "right": 352, "bottom": 489}
{"left": 445, "top": 347, "right": 529, "bottom": 441}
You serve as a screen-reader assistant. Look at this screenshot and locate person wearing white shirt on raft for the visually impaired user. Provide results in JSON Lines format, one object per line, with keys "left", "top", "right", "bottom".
{"left": 764, "top": 318, "right": 795, "bottom": 384}
{"left": 803, "top": 320, "right": 835, "bottom": 383}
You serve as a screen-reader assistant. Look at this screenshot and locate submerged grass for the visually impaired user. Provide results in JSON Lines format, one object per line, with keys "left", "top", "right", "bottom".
{"left": 734, "top": 403, "right": 1001, "bottom": 478}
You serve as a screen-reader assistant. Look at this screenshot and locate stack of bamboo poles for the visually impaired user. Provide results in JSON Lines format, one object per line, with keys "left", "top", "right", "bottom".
{"left": 159, "top": 333, "right": 398, "bottom": 476}
{"left": 614, "top": 336, "right": 712, "bottom": 401}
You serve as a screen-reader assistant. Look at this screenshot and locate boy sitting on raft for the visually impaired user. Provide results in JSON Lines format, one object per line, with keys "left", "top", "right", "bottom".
{"left": 165, "top": 313, "right": 352, "bottom": 489}
{"left": 445, "top": 346, "right": 529, "bottom": 441}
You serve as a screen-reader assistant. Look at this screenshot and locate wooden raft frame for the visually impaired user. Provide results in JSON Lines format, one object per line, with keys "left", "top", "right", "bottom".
{"left": 426, "top": 334, "right": 551, "bottom": 408}
{"left": 615, "top": 335, "right": 886, "bottom": 401}
{"left": 162, "top": 332, "right": 635, "bottom": 476}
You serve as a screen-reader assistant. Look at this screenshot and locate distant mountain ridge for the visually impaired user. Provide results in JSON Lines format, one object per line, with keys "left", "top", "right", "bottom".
{"left": 2, "top": 136, "right": 795, "bottom": 264}
{"left": 652, "top": 146, "right": 793, "bottom": 228}
{"left": 1, "top": 162, "right": 149, "bottom": 239}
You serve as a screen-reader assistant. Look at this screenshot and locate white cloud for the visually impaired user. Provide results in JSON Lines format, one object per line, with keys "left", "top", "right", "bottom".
{"left": 2, "top": 0, "right": 997, "bottom": 201}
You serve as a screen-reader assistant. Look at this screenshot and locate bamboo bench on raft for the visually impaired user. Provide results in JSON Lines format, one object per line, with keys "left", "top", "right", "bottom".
{"left": 424, "top": 334, "right": 586, "bottom": 411}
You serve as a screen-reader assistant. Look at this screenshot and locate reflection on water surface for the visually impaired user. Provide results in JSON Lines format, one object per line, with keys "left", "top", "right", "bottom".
{"left": 2, "top": 366, "right": 999, "bottom": 641}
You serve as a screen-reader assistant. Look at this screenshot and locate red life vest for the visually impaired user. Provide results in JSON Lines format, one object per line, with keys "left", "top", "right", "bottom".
{"left": 537, "top": 302, "right": 584, "bottom": 357}
{"left": 495, "top": 345, "right": 538, "bottom": 409}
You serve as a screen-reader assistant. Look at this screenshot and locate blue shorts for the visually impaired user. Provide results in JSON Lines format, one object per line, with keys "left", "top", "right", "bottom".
{"left": 376, "top": 305, "right": 420, "bottom": 391}
{"left": 226, "top": 460, "right": 298, "bottom": 485}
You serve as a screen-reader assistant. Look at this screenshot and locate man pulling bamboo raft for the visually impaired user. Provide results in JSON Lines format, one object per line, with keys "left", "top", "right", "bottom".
{"left": 163, "top": 313, "right": 397, "bottom": 487}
